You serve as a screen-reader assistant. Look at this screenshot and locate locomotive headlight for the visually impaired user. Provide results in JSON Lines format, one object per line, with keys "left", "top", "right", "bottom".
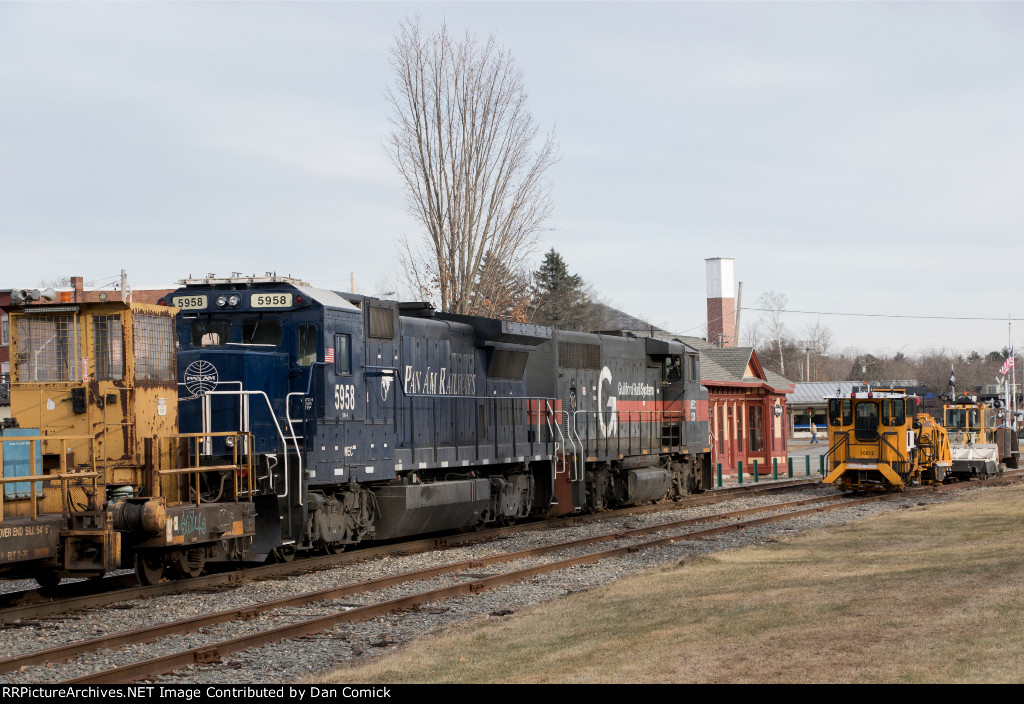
{"left": 228, "top": 294, "right": 240, "bottom": 307}
{"left": 224, "top": 435, "right": 235, "bottom": 448}
{"left": 216, "top": 295, "right": 228, "bottom": 307}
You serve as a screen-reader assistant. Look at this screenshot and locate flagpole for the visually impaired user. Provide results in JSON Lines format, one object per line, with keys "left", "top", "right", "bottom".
{"left": 1012, "top": 315, "right": 1017, "bottom": 430}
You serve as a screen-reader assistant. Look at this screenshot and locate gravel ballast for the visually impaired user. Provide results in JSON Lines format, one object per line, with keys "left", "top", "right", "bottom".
{"left": 0, "top": 484, "right": 971, "bottom": 684}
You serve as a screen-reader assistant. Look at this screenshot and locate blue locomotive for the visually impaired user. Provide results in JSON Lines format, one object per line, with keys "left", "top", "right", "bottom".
{"left": 154, "top": 274, "right": 711, "bottom": 573}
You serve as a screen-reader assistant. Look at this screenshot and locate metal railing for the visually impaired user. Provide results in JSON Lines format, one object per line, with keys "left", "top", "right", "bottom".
{"left": 564, "top": 409, "right": 695, "bottom": 460}
{"left": 402, "top": 394, "right": 559, "bottom": 462}
{"left": 154, "top": 432, "right": 254, "bottom": 506}
{"left": 0, "top": 434, "right": 100, "bottom": 521}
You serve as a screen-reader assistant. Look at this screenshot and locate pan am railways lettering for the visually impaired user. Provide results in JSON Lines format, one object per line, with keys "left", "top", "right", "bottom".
{"left": 403, "top": 366, "right": 477, "bottom": 396}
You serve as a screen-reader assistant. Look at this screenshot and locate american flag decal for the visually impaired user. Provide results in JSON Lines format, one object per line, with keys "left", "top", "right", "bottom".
{"left": 325, "top": 347, "right": 335, "bottom": 363}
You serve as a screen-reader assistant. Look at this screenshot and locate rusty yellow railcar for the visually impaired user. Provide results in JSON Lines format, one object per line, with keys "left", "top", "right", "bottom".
{"left": 2, "top": 297, "right": 255, "bottom": 586}
{"left": 823, "top": 387, "right": 952, "bottom": 491}
{"left": 942, "top": 399, "right": 1018, "bottom": 478}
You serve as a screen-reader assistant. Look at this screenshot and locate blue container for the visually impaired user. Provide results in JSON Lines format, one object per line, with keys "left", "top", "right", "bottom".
{"left": 2, "top": 428, "right": 42, "bottom": 499}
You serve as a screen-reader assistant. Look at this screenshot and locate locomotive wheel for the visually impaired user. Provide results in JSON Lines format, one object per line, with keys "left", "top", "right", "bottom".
{"left": 135, "top": 552, "right": 166, "bottom": 585}
{"left": 169, "top": 548, "right": 206, "bottom": 579}
{"left": 271, "top": 545, "right": 296, "bottom": 563}
{"left": 34, "top": 572, "right": 61, "bottom": 591}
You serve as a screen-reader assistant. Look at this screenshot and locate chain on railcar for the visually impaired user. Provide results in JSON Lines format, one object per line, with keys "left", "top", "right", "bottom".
{"left": 2, "top": 295, "right": 253, "bottom": 587}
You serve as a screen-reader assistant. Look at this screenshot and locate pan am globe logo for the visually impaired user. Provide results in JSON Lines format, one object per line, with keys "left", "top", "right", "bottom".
{"left": 183, "top": 359, "right": 219, "bottom": 400}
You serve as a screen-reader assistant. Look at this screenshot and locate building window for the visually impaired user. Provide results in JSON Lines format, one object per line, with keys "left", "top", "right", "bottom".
{"left": 749, "top": 406, "right": 764, "bottom": 453}
{"left": 1, "top": 315, "right": 7, "bottom": 346}
{"left": 717, "top": 405, "right": 724, "bottom": 454}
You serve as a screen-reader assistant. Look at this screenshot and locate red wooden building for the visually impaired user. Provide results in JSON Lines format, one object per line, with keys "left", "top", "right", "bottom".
{"left": 677, "top": 336, "right": 794, "bottom": 473}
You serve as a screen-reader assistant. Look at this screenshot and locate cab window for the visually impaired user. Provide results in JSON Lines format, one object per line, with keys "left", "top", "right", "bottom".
{"left": 192, "top": 320, "right": 230, "bottom": 347}
{"left": 242, "top": 319, "right": 281, "bottom": 346}
{"left": 880, "top": 399, "right": 906, "bottom": 427}
{"left": 829, "top": 399, "right": 853, "bottom": 426}
{"left": 334, "top": 333, "right": 351, "bottom": 376}
{"left": 891, "top": 399, "right": 905, "bottom": 425}
{"left": 93, "top": 315, "right": 124, "bottom": 381}
{"left": 664, "top": 355, "right": 682, "bottom": 382}
{"left": 297, "top": 324, "right": 317, "bottom": 366}
{"left": 854, "top": 401, "right": 879, "bottom": 441}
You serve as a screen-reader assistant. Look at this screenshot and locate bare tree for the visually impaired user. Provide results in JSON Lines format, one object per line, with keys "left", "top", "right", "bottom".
{"left": 386, "top": 18, "right": 558, "bottom": 314}
{"left": 754, "top": 291, "right": 792, "bottom": 377}
{"left": 801, "top": 319, "right": 833, "bottom": 381}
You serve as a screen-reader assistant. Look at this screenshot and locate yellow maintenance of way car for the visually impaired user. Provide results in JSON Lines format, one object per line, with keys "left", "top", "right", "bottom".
{"left": 942, "top": 398, "right": 1019, "bottom": 478}
{"left": 2, "top": 296, "right": 254, "bottom": 587}
{"left": 823, "top": 386, "right": 952, "bottom": 491}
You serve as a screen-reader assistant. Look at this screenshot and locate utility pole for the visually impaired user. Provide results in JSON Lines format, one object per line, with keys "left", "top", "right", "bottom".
{"left": 802, "top": 342, "right": 816, "bottom": 382}
{"left": 733, "top": 282, "right": 742, "bottom": 349}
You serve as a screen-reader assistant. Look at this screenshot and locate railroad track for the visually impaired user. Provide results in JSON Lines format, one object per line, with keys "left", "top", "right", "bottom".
{"left": 0, "top": 476, "right": 820, "bottom": 623}
{"left": 6, "top": 474, "right": 1016, "bottom": 683}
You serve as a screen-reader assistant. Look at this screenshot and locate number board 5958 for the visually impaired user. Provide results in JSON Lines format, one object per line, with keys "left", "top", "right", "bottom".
{"left": 251, "top": 293, "right": 293, "bottom": 308}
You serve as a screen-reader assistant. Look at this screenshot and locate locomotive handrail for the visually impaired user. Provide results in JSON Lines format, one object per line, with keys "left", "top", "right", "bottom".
{"left": 823, "top": 431, "right": 850, "bottom": 472}
{"left": 196, "top": 390, "right": 298, "bottom": 505}
{"left": 557, "top": 409, "right": 579, "bottom": 478}
{"left": 156, "top": 431, "right": 254, "bottom": 505}
{"left": 543, "top": 400, "right": 566, "bottom": 506}
{"left": 561, "top": 409, "right": 678, "bottom": 460}
{"left": 570, "top": 410, "right": 590, "bottom": 481}
{"left": 876, "top": 431, "right": 907, "bottom": 475}
{"left": 178, "top": 380, "right": 245, "bottom": 441}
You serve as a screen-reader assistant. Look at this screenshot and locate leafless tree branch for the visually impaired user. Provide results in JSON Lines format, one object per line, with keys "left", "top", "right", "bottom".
{"left": 386, "top": 17, "right": 558, "bottom": 314}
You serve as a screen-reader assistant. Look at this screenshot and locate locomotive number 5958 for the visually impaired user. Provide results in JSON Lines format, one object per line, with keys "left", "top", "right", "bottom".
{"left": 334, "top": 383, "right": 356, "bottom": 411}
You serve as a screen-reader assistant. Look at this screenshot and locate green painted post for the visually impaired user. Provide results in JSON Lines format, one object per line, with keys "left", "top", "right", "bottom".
{"left": 737, "top": 460, "right": 743, "bottom": 484}
{"left": 717, "top": 463, "right": 722, "bottom": 488}
{"left": 773, "top": 457, "right": 778, "bottom": 480}
{"left": 805, "top": 455, "right": 811, "bottom": 477}
{"left": 819, "top": 455, "right": 826, "bottom": 477}
{"left": 753, "top": 459, "right": 759, "bottom": 483}
{"left": 788, "top": 457, "right": 794, "bottom": 479}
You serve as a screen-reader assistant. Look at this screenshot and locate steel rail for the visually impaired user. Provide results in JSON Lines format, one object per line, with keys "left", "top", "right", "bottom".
{"left": 49, "top": 473, "right": 1024, "bottom": 683}
{"left": 0, "top": 477, "right": 822, "bottom": 622}
{"left": 60, "top": 491, "right": 907, "bottom": 684}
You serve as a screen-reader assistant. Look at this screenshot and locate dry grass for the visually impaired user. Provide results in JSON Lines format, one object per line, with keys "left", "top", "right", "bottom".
{"left": 317, "top": 484, "right": 1024, "bottom": 683}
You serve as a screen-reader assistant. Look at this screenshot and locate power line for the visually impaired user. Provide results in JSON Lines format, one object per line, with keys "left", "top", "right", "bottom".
{"left": 745, "top": 307, "right": 1019, "bottom": 322}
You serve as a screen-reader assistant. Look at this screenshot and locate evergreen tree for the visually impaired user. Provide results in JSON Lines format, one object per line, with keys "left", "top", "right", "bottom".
{"left": 530, "top": 249, "right": 596, "bottom": 330}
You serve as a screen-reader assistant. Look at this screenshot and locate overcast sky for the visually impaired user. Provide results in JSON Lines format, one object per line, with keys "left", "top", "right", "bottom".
{"left": 2, "top": 1, "right": 1023, "bottom": 357}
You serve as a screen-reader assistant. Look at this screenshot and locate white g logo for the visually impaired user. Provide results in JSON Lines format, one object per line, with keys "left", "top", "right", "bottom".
{"left": 597, "top": 366, "right": 618, "bottom": 438}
